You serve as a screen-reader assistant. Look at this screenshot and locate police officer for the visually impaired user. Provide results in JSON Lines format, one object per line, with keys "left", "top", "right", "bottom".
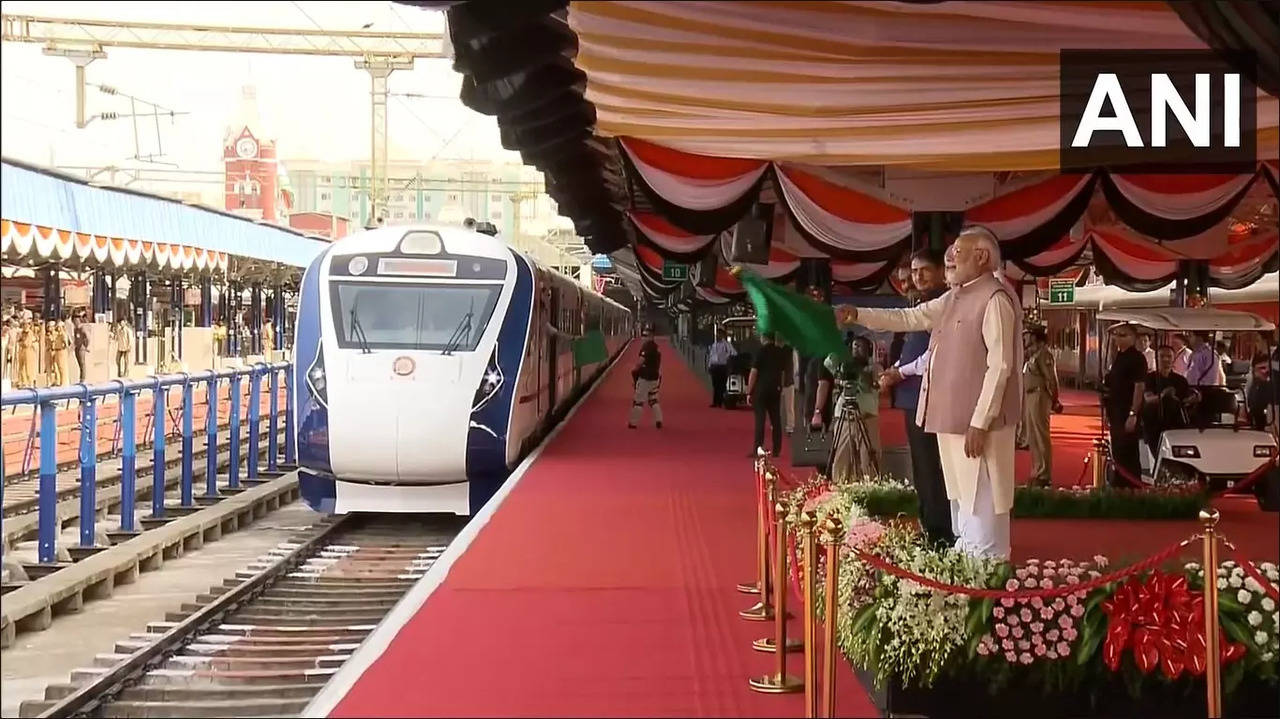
{"left": 1022, "top": 324, "right": 1062, "bottom": 487}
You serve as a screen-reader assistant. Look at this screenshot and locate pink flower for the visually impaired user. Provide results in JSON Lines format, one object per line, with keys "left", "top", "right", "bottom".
{"left": 1027, "top": 559, "right": 1040, "bottom": 565}
{"left": 1047, "top": 629, "right": 1060, "bottom": 641}
{"left": 1001, "top": 597, "right": 1015, "bottom": 608}
{"left": 1030, "top": 621, "right": 1044, "bottom": 633}
{"left": 1066, "top": 575, "right": 1080, "bottom": 585}
{"left": 1027, "top": 564, "right": 1039, "bottom": 575}
{"left": 1005, "top": 651, "right": 1017, "bottom": 662}
{"left": 1025, "top": 578, "right": 1039, "bottom": 588}
{"left": 1040, "top": 607, "right": 1055, "bottom": 620}
{"left": 1002, "top": 638, "right": 1014, "bottom": 651}
{"left": 1020, "top": 608, "right": 1033, "bottom": 622}
{"left": 1092, "top": 554, "right": 1109, "bottom": 568}
{"left": 1019, "top": 652, "right": 1034, "bottom": 665}
{"left": 1040, "top": 578, "right": 1054, "bottom": 589}
{"left": 1015, "top": 569, "right": 1028, "bottom": 580}
{"left": 1066, "top": 594, "right": 1079, "bottom": 607}
{"left": 1034, "top": 642, "right": 1047, "bottom": 656}
{"left": 1059, "top": 559, "right": 1074, "bottom": 568}
{"left": 1052, "top": 598, "right": 1066, "bottom": 612}
{"left": 1044, "top": 560, "right": 1057, "bottom": 569}
{"left": 1058, "top": 615, "right": 1072, "bottom": 629}
{"left": 844, "top": 520, "right": 885, "bottom": 548}
{"left": 996, "top": 624, "right": 1009, "bottom": 637}
{"left": 1046, "top": 649, "right": 1058, "bottom": 660}
{"left": 977, "top": 642, "right": 990, "bottom": 656}
{"left": 1013, "top": 626, "right": 1025, "bottom": 639}
{"left": 1032, "top": 633, "right": 1044, "bottom": 646}
{"left": 1031, "top": 597, "right": 1044, "bottom": 609}
{"left": 1057, "top": 642, "right": 1071, "bottom": 657}
{"left": 1005, "top": 578, "right": 1020, "bottom": 591}
{"left": 1063, "top": 628, "right": 1078, "bottom": 641}
{"left": 1008, "top": 614, "right": 1020, "bottom": 626}
{"left": 993, "top": 607, "right": 1005, "bottom": 619}
{"left": 1018, "top": 639, "right": 1031, "bottom": 651}
{"left": 803, "top": 490, "right": 834, "bottom": 512}
{"left": 1070, "top": 604, "right": 1085, "bottom": 618}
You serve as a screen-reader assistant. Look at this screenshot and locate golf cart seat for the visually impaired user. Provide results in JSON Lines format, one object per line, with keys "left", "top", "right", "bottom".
{"left": 1191, "top": 386, "right": 1238, "bottom": 429}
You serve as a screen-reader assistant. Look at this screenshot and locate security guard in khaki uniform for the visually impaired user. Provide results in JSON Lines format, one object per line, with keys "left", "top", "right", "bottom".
{"left": 1022, "top": 325, "right": 1062, "bottom": 487}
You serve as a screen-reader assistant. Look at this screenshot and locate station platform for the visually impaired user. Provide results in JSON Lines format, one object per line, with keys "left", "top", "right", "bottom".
{"left": 311, "top": 339, "right": 1277, "bottom": 718}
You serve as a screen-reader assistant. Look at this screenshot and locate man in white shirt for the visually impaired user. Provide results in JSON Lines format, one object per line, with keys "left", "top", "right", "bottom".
{"left": 706, "top": 329, "right": 736, "bottom": 407}
{"left": 849, "top": 227, "right": 1023, "bottom": 560}
{"left": 1171, "top": 334, "right": 1193, "bottom": 376}
{"left": 1138, "top": 333, "right": 1156, "bottom": 372}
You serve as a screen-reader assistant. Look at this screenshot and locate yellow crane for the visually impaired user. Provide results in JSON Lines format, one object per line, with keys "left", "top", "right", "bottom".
{"left": 0, "top": 13, "right": 446, "bottom": 224}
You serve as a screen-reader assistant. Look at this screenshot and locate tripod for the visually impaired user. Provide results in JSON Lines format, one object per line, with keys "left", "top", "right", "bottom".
{"left": 823, "top": 384, "right": 880, "bottom": 482}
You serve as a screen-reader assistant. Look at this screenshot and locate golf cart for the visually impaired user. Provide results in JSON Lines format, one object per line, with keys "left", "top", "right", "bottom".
{"left": 1097, "top": 308, "right": 1278, "bottom": 492}
{"left": 720, "top": 316, "right": 760, "bottom": 409}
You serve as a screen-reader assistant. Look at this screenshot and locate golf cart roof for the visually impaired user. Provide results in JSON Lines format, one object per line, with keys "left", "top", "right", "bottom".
{"left": 1097, "top": 307, "right": 1276, "bottom": 332}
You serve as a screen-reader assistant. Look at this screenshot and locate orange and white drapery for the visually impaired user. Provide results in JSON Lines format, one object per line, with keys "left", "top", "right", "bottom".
{"left": 620, "top": 137, "right": 768, "bottom": 235}
{"left": 570, "top": 1, "right": 1279, "bottom": 169}
{"left": 1, "top": 219, "right": 230, "bottom": 274}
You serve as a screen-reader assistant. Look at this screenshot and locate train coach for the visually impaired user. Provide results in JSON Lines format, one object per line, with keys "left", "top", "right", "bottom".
{"left": 291, "top": 224, "right": 631, "bottom": 515}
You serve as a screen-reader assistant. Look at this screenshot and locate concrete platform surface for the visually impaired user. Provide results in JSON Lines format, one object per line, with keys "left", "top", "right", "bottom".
{"left": 0, "top": 500, "right": 321, "bottom": 718}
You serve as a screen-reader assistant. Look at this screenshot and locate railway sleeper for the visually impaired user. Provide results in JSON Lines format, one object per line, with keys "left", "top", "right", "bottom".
{"left": 135, "top": 666, "right": 339, "bottom": 686}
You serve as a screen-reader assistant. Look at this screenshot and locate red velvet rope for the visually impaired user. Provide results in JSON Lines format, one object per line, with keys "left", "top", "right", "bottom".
{"left": 1110, "top": 456, "right": 1274, "bottom": 496}
{"left": 1230, "top": 549, "right": 1280, "bottom": 603}
{"left": 850, "top": 538, "right": 1193, "bottom": 600}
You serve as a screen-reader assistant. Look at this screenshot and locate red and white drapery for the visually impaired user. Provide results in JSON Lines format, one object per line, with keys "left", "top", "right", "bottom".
{"left": 1, "top": 219, "right": 230, "bottom": 274}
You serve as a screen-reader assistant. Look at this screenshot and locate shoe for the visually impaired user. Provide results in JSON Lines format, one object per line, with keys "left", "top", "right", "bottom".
{"left": 656, "top": 422, "right": 663, "bottom": 429}
{"left": 628, "top": 424, "right": 637, "bottom": 429}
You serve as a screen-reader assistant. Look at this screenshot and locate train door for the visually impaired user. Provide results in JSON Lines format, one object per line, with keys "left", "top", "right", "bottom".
{"left": 547, "top": 283, "right": 560, "bottom": 411}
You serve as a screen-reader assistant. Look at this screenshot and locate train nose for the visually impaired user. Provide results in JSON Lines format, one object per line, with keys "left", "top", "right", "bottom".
{"left": 329, "top": 353, "right": 472, "bottom": 483}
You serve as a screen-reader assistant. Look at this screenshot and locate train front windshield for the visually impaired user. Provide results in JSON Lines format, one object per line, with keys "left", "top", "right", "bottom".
{"left": 330, "top": 281, "right": 501, "bottom": 352}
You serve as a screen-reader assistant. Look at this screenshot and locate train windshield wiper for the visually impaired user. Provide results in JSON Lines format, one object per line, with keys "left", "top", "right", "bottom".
{"left": 441, "top": 300, "right": 475, "bottom": 356}
{"left": 349, "top": 302, "right": 371, "bottom": 354}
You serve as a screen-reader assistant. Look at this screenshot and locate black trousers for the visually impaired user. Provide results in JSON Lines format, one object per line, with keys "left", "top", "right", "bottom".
{"left": 905, "top": 414, "right": 955, "bottom": 546}
{"left": 1108, "top": 410, "right": 1142, "bottom": 486}
{"left": 753, "top": 389, "right": 782, "bottom": 455}
{"left": 709, "top": 364, "right": 728, "bottom": 406}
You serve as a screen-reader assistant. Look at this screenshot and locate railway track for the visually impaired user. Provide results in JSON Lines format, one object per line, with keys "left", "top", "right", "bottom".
{"left": 20, "top": 513, "right": 464, "bottom": 718}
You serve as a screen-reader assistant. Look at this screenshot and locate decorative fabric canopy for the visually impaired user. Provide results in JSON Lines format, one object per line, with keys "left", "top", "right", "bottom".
{"left": 570, "top": 1, "right": 1279, "bottom": 169}
{"left": 1, "top": 220, "right": 230, "bottom": 274}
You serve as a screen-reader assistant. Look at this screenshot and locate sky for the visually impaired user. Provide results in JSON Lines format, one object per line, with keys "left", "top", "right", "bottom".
{"left": 0, "top": 1, "right": 522, "bottom": 176}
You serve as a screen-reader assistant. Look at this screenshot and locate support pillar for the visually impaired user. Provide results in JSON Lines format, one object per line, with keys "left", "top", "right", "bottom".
{"left": 199, "top": 276, "right": 213, "bottom": 328}
{"left": 42, "top": 267, "right": 62, "bottom": 321}
{"left": 356, "top": 55, "right": 415, "bottom": 225}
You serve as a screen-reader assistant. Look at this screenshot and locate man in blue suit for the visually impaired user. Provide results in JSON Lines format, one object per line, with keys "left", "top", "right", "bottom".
{"left": 879, "top": 248, "right": 954, "bottom": 548}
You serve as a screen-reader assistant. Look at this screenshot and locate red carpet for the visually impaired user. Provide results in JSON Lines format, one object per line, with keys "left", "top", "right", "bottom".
{"left": 330, "top": 340, "right": 878, "bottom": 718}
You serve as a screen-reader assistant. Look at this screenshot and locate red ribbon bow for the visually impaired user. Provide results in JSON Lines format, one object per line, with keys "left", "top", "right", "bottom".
{"left": 1101, "top": 571, "right": 1246, "bottom": 679}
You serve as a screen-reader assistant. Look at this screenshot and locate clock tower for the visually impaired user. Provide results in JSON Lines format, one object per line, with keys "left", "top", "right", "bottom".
{"left": 223, "top": 85, "right": 281, "bottom": 222}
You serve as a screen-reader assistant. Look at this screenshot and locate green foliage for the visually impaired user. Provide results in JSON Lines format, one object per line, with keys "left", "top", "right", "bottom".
{"left": 849, "top": 484, "right": 1206, "bottom": 520}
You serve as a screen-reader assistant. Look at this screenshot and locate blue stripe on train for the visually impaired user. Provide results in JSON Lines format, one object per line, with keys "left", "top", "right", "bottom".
{"left": 295, "top": 249, "right": 334, "bottom": 477}
{"left": 464, "top": 251, "right": 533, "bottom": 512}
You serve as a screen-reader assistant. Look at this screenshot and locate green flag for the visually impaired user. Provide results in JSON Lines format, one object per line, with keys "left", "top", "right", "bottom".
{"left": 571, "top": 329, "right": 608, "bottom": 368}
{"left": 738, "top": 269, "right": 851, "bottom": 362}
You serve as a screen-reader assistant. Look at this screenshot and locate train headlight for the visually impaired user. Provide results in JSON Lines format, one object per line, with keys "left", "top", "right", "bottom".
{"left": 306, "top": 351, "right": 328, "bottom": 405}
{"left": 471, "top": 350, "right": 504, "bottom": 412}
{"left": 348, "top": 256, "right": 369, "bottom": 275}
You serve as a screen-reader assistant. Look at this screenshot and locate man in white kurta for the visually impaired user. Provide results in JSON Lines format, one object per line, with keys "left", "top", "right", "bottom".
{"left": 850, "top": 229, "right": 1022, "bottom": 560}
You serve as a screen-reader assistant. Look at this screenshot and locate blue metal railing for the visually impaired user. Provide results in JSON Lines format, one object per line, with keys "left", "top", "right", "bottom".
{"left": 1, "top": 362, "right": 292, "bottom": 565}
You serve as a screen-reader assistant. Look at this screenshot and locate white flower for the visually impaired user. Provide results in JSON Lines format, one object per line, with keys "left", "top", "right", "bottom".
{"left": 1255, "top": 631, "right": 1269, "bottom": 646}
{"left": 1232, "top": 567, "right": 1245, "bottom": 578}
{"left": 1229, "top": 575, "right": 1243, "bottom": 588}
{"left": 1224, "top": 560, "right": 1237, "bottom": 568}
{"left": 1217, "top": 578, "right": 1229, "bottom": 591}
{"left": 1262, "top": 597, "right": 1275, "bottom": 612}
{"left": 1248, "top": 611, "right": 1263, "bottom": 627}
{"left": 1185, "top": 562, "right": 1201, "bottom": 573}
{"left": 1244, "top": 577, "right": 1261, "bottom": 593}
{"left": 1238, "top": 589, "right": 1252, "bottom": 604}
{"left": 1263, "top": 652, "right": 1276, "bottom": 662}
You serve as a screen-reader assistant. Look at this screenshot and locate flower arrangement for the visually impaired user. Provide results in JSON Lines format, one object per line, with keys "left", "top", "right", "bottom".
{"left": 784, "top": 481, "right": 1279, "bottom": 706}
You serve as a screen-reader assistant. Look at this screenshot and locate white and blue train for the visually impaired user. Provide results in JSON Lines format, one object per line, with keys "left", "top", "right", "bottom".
{"left": 292, "top": 224, "right": 631, "bottom": 515}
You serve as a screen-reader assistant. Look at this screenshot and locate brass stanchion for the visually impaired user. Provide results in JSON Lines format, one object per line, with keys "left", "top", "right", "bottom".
{"left": 800, "top": 511, "right": 820, "bottom": 718}
{"left": 753, "top": 501, "right": 803, "bottom": 653}
{"left": 1200, "top": 509, "right": 1223, "bottom": 719}
{"left": 820, "top": 517, "right": 844, "bottom": 718}
{"left": 740, "top": 465, "right": 778, "bottom": 621}
{"left": 749, "top": 501, "right": 804, "bottom": 694}
{"left": 1091, "top": 438, "right": 1108, "bottom": 489}
{"left": 737, "top": 454, "right": 765, "bottom": 595}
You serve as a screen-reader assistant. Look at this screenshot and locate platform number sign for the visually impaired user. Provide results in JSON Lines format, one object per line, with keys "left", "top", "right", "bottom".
{"left": 662, "top": 261, "right": 688, "bottom": 282}
{"left": 1048, "top": 279, "right": 1075, "bottom": 305}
